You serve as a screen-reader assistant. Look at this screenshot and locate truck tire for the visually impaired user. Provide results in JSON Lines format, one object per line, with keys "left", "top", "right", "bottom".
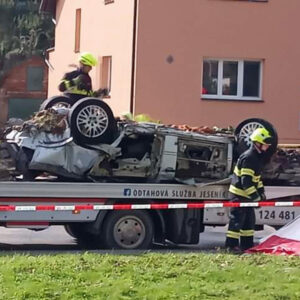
{"left": 234, "top": 118, "right": 278, "bottom": 162}
{"left": 64, "top": 224, "right": 102, "bottom": 249}
{"left": 68, "top": 97, "right": 117, "bottom": 145}
{"left": 40, "top": 95, "right": 73, "bottom": 111}
{"left": 102, "top": 210, "right": 154, "bottom": 249}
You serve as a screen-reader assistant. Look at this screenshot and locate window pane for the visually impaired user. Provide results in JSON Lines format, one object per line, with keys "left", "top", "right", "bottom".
{"left": 27, "top": 66, "right": 44, "bottom": 91}
{"left": 100, "top": 56, "right": 112, "bottom": 92}
{"left": 243, "top": 61, "right": 260, "bottom": 97}
{"left": 222, "top": 61, "right": 237, "bottom": 95}
{"left": 75, "top": 9, "right": 81, "bottom": 53}
{"left": 202, "top": 60, "right": 218, "bottom": 95}
{"left": 9, "top": 98, "right": 43, "bottom": 120}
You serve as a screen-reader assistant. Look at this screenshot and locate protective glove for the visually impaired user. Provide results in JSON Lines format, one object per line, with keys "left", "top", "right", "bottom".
{"left": 260, "top": 193, "right": 266, "bottom": 201}
{"left": 58, "top": 81, "right": 67, "bottom": 92}
{"left": 252, "top": 192, "right": 261, "bottom": 202}
{"left": 93, "top": 88, "right": 109, "bottom": 98}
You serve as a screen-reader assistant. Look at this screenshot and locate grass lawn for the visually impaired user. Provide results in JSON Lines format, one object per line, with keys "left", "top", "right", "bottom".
{"left": 0, "top": 252, "right": 299, "bottom": 299}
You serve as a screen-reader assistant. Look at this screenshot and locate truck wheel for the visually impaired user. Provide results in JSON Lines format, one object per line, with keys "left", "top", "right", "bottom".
{"left": 234, "top": 118, "right": 278, "bottom": 161}
{"left": 64, "top": 224, "right": 102, "bottom": 249}
{"left": 102, "top": 210, "right": 154, "bottom": 249}
{"left": 68, "top": 97, "right": 117, "bottom": 145}
{"left": 40, "top": 95, "right": 73, "bottom": 111}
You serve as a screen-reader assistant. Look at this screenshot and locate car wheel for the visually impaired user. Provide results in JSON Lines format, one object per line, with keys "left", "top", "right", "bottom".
{"left": 102, "top": 210, "right": 154, "bottom": 249}
{"left": 40, "top": 95, "right": 73, "bottom": 111}
{"left": 234, "top": 118, "right": 278, "bottom": 161}
{"left": 68, "top": 97, "right": 117, "bottom": 145}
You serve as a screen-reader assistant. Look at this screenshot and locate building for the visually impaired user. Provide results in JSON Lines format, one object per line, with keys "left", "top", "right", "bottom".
{"left": 40, "top": 0, "right": 300, "bottom": 143}
{"left": 0, "top": 56, "right": 48, "bottom": 126}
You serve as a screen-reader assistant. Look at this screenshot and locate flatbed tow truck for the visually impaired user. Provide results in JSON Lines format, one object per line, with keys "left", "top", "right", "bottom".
{"left": 1, "top": 97, "right": 300, "bottom": 249}
{"left": 0, "top": 181, "right": 300, "bottom": 249}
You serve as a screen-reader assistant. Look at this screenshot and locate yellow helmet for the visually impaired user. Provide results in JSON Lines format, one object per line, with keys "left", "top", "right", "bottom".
{"left": 250, "top": 128, "right": 272, "bottom": 145}
{"left": 79, "top": 52, "right": 97, "bottom": 67}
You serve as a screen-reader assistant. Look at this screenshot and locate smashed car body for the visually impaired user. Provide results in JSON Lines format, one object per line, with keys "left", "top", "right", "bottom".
{"left": 1, "top": 110, "right": 234, "bottom": 183}
{"left": 1, "top": 96, "right": 299, "bottom": 186}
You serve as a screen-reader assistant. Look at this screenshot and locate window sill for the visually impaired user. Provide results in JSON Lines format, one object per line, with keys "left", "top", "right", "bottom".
{"left": 201, "top": 96, "right": 263, "bottom": 102}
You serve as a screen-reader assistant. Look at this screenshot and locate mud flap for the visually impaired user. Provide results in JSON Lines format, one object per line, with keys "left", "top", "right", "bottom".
{"left": 164, "top": 208, "right": 204, "bottom": 244}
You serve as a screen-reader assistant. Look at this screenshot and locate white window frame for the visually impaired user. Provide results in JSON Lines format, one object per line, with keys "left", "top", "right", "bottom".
{"left": 202, "top": 58, "right": 263, "bottom": 101}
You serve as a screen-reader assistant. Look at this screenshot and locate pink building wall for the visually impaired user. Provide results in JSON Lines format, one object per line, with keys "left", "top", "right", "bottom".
{"left": 47, "top": 0, "right": 300, "bottom": 143}
{"left": 135, "top": 0, "right": 300, "bottom": 143}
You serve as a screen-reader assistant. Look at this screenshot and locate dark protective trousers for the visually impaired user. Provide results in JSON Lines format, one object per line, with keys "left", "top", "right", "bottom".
{"left": 64, "top": 93, "right": 87, "bottom": 105}
{"left": 225, "top": 206, "right": 256, "bottom": 250}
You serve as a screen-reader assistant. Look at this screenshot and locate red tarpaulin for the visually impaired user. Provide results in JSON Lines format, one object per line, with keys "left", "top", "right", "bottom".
{"left": 247, "top": 216, "right": 300, "bottom": 256}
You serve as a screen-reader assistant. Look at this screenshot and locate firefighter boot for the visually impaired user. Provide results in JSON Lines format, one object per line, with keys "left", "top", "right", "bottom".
{"left": 240, "top": 235, "right": 254, "bottom": 250}
{"left": 225, "top": 230, "right": 242, "bottom": 253}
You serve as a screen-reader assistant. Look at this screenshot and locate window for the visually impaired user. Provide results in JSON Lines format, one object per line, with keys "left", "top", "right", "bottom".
{"left": 202, "top": 59, "right": 262, "bottom": 101}
{"left": 100, "top": 56, "right": 112, "bottom": 94}
{"left": 8, "top": 98, "right": 44, "bottom": 119}
{"left": 74, "top": 9, "right": 81, "bottom": 53}
{"left": 27, "top": 66, "right": 44, "bottom": 91}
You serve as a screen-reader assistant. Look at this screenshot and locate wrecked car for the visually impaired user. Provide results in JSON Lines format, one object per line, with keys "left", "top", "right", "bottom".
{"left": 1, "top": 96, "right": 297, "bottom": 185}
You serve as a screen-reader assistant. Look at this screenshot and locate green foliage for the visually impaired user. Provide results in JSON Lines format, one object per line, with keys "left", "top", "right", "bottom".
{"left": 0, "top": 0, "right": 54, "bottom": 82}
{"left": 0, "top": 252, "right": 299, "bottom": 299}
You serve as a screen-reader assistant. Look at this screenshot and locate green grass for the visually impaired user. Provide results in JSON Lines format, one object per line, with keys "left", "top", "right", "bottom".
{"left": 0, "top": 252, "right": 299, "bottom": 299}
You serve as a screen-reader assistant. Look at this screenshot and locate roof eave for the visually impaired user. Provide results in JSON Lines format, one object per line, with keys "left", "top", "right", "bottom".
{"left": 39, "top": 0, "right": 56, "bottom": 15}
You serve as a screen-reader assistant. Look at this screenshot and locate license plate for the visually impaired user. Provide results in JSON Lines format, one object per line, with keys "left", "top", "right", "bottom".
{"left": 255, "top": 207, "right": 300, "bottom": 226}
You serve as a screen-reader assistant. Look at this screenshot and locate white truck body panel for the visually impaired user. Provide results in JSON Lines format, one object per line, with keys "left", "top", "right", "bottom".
{"left": 0, "top": 182, "right": 299, "bottom": 200}
{"left": 0, "top": 181, "right": 229, "bottom": 200}
{"left": 0, "top": 182, "right": 300, "bottom": 227}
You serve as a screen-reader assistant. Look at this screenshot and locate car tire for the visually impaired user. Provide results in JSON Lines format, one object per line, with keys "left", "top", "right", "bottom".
{"left": 102, "top": 210, "right": 154, "bottom": 250}
{"left": 68, "top": 97, "right": 117, "bottom": 145}
{"left": 40, "top": 95, "right": 73, "bottom": 111}
{"left": 234, "top": 118, "right": 278, "bottom": 161}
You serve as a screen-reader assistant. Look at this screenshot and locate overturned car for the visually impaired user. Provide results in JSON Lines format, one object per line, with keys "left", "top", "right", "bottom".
{"left": 1, "top": 96, "right": 297, "bottom": 185}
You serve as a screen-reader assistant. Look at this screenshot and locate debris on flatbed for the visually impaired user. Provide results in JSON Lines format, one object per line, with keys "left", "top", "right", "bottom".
{"left": 263, "top": 147, "right": 300, "bottom": 185}
{"left": 119, "top": 112, "right": 234, "bottom": 135}
{"left": 20, "top": 110, "right": 67, "bottom": 135}
{"left": 169, "top": 124, "right": 234, "bottom": 135}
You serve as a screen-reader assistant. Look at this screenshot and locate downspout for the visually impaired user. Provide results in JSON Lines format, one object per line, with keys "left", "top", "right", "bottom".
{"left": 130, "top": 0, "right": 138, "bottom": 114}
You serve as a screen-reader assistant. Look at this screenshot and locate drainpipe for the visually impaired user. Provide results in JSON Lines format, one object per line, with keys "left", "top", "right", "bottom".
{"left": 130, "top": 0, "right": 138, "bottom": 114}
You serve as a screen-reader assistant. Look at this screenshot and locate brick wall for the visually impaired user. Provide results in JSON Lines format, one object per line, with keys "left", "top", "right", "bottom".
{"left": 0, "top": 56, "right": 48, "bottom": 125}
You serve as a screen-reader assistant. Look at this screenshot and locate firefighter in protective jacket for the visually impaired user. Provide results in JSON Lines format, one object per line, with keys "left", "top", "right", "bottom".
{"left": 225, "top": 127, "right": 273, "bottom": 252}
{"left": 58, "top": 52, "right": 107, "bottom": 104}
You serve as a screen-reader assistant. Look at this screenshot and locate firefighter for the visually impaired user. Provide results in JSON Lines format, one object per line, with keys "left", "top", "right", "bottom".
{"left": 58, "top": 52, "right": 108, "bottom": 104}
{"left": 225, "top": 127, "right": 273, "bottom": 253}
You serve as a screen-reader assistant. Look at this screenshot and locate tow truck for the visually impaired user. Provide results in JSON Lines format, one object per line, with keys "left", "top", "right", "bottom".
{"left": 0, "top": 96, "right": 300, "bottom": 249}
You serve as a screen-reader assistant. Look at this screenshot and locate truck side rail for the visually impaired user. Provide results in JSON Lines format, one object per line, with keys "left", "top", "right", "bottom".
{"left": 1, "top": 200, "right": 300, "bottom": 212}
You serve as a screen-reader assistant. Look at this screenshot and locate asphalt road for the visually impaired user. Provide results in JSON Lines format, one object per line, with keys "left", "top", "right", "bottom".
{"left": 0, "top": 225, "right": 276, "bottom": 254}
